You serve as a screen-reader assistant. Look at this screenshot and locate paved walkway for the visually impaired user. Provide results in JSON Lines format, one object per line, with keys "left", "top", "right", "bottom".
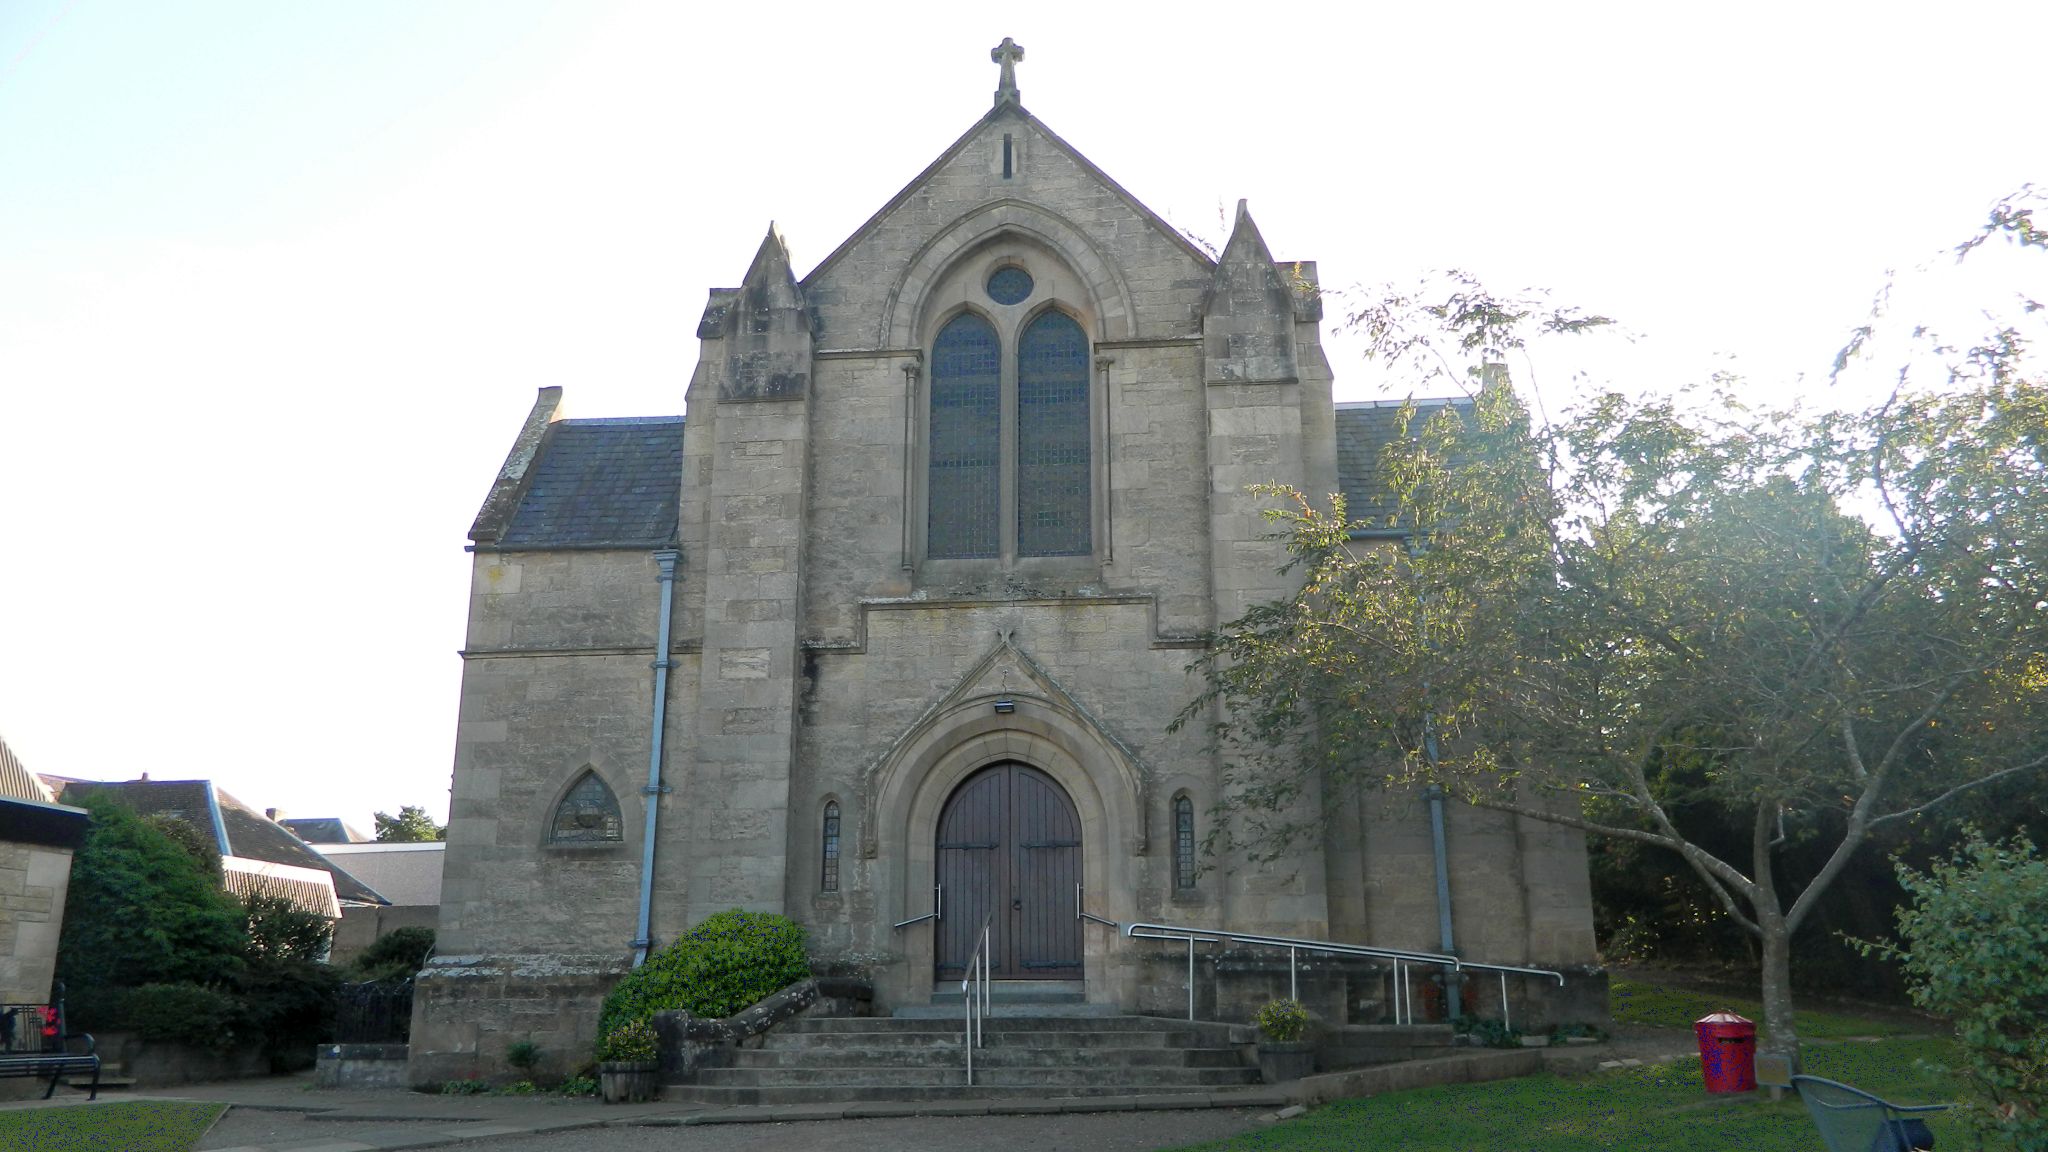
{"left": 2, "top": 1073, "right": 1292, "bottom": 1152}
{"left": 3, "top": 1029, "right": 1709, "bottom": 1152}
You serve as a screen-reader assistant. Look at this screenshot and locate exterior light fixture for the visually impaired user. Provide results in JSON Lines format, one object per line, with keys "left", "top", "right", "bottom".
{"left": 993, "top": 698, "right": 1016, "bottom": 714}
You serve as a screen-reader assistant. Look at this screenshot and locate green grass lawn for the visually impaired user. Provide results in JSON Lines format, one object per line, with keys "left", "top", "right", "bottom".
{"left": 1609, "top": 977, "right": 1917, "bottom": 1038}
{"left": 1184, "top": 1037, "right": 1956, "bottom": 1152}
{"left": 0, "top": 1100, "right": 225, "bottom": 1152}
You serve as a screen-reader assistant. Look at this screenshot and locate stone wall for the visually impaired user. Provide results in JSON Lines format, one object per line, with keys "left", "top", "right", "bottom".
{"left": 0, "top": 840, "right": 73, "bottom": 1004}
{"left": 407, "top": 954, "right": 627, "bottom": 1086}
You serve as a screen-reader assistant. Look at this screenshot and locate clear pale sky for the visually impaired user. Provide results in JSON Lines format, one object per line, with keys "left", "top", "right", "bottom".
{"left": 1, "top": 1, "right": 2037, "bottom": 831}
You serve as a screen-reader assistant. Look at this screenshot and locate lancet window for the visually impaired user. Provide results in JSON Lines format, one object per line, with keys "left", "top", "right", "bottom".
{"left": 926, "top": 264, "right": 1093, "bottom": 561}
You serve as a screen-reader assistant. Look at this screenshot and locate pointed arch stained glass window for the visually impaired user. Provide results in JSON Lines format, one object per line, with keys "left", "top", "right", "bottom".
{"left": 928, "top": 313, "right": 1001, "bottom": 558}
{"left": 1017, "top": 310, "right": 1091, "bottom": 556}
{"left": 550, "top": 771, "right": 623, "bottom": 843}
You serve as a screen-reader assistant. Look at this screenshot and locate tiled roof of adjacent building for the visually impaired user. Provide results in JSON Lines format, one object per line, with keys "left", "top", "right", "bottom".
{"left": 45, "top": 778, "right": 388, "bottom": 906}
{"left": 281, "top": 817, "right": 371, "bottom": 844}
{"left": 495, "top": 417, "right": 684, "bottom": 550}
{"left": 0, "top": 735, "right": 56, "bottom": 805}
{"left": 222, "top": 857, "right": 342, "bottom": 920}
{"left": 1334, "top": 398, "right": 1472, "bottom": 532}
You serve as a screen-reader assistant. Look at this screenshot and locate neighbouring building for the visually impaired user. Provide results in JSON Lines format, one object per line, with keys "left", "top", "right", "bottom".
{"left": 311, "top": 840, "right": 443, "bottom": 966}
{"left": 44, "top": 778, "right": 388, "bottom": 924}
{"left": 0, "top": 736, "right": 86, "bottom": 1004}
{"left": 413, "top": 41, "right": 1600, "bottom": 1082}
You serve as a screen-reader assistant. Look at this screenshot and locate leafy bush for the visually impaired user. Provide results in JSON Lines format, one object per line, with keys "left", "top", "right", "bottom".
{"left": 1865, "top": 830, "right": 2048, "bottom": 1151}
{"left": 236, "top": 954, "right": 340, "bottom": 1072}
{"left": 58, "top": 797, "right": 248, "bottom": 992}
{"left": 1254, "top": 998, "right": 1311, "bottom": 1042}
{"left": 1458, "top": 1016, "right": 1523, "bottom": 1048}
{"left": 597, "top": 909, "right": 809, "bottom": 1033}
{"left": 350, "top": 927, "right": 436, "bottom": 983}
{"left": 77, "top": 983, "right": 243, "bottom": 1052}
{"left": 596, "top": 1019, "right": 658, "bottom": 1063}
{"left": 242, "top": 893, "right": 333, "bottom": 963}
{"left": 438, "top": 1079, "right": 490, "bottom": 1095}
{"left": 505, "top": 1040, "right": 540, "bottom": 1074}
{"left": 557, "top": 1075, "right": 598, "bottom": 1097}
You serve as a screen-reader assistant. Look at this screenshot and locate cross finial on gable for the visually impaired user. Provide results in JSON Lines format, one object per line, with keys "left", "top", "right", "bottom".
{"left": 991, "top": 37, "right": 1025, "bottom": 107}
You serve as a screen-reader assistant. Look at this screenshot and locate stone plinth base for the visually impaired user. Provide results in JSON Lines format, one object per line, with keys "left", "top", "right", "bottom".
{"left": 407, "top": 953, "right": 629, "bottom": 1087}
{"left": 316, "top": 1043, "right": 409, "bottom": 1089}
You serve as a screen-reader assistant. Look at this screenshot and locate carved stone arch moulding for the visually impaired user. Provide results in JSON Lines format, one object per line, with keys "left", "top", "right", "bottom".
{"left": 857, "top": 634, "right": 1153, "bottom": 861}
{"left": 863, "top": 693, "right": 1146, "bottom": 865}
{"left": 883, "top": 200, "right": 1136, "bottom": 348}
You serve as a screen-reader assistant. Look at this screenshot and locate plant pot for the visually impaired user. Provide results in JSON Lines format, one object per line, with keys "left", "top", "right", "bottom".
{"left": 598, "top": 1060, "right": 660, "bottom": 1103}
{"left": 1256, "top": 1040, "right": 1316, "bottom": 1084}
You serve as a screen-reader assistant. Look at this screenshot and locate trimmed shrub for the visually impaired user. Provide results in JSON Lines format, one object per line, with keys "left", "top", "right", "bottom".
{"left": 1254, "top": 998, "right": 1311, "bottom": 1042}
{"left": 596, "top": 1019, "right": 658, "bottom": 1063}
{"left": 598, "top": 909, "right": 809, "bottom": 1034}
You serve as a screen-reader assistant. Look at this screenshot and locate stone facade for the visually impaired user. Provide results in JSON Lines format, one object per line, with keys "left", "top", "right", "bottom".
{"left": 411, "top": 48, "right": 1600, "bottom": 1084}
{"left": 0, "top": 840, "right": 74, "bottom": 1004}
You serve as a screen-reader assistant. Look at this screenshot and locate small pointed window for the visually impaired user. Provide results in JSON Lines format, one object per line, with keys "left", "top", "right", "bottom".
{"left": 821, "top": 801, "right": 842, "bottom": 892}
{"left": 1174, "top": 794, "right": 1197, "bottom": 889}
{"left": 550, "top": 771, "right": 624, "bottom": 843}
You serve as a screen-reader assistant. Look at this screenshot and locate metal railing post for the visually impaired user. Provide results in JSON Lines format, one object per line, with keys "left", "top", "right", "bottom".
{"left": 1500, "top": 971, "right": 1510, "bottom": 1032}
{"left": 1289, "top": 945, "right": 1298, "bottom": 1002}
{"left": 1186, "top": 936, "right": 1195, "bottom": 1022}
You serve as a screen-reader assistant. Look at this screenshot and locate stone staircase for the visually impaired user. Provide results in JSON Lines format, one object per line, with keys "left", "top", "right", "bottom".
{"left": 663, "top": 984, "right": 1266, "bottom": 1106}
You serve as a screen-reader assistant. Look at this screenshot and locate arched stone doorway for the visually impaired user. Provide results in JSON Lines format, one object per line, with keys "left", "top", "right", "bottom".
{"left": 934, "top": 761, "right": 1083, "bottom": 980}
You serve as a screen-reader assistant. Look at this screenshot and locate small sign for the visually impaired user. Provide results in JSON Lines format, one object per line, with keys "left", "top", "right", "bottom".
{"left": 1755, "top": 1052, "right": 1795, "bottom": 1088}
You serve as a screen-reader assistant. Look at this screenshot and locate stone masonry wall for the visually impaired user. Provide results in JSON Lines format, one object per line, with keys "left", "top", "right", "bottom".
{"left": 0, "top": 841, "right": 72, "bottom": 1003}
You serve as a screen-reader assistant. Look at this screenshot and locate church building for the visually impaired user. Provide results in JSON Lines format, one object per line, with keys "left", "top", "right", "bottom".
{"left": 411, "top": 41, "right": 1599, "bottom": 1082}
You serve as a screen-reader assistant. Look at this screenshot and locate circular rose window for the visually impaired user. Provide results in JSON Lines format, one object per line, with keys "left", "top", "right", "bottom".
{"left": 986, "top": 266, "right": 1034, "bottom": 305}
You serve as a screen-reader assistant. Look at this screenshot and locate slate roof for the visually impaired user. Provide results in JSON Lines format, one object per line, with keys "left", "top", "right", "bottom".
{"left": 1334, "top": 398, "right": 1472, "bottom": 532}
{"left": 281, "top": 817, "right": 371, "bottom": 844}
{"left": 493, "top": 417, "right": 684, "bottom": 550}
{"left": 46, "top": 778, "right": 388, "bottom": 906}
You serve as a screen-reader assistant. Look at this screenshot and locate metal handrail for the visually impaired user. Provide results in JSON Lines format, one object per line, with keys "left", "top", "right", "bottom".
{"left": 893, "top": 883, "right": 941, "bottom": 930}
{"left": 961, "top": 912, "right": 992, "bottom": 1085}
{"left": 1122, "top": 920, "right": 1564, "bottom": 1028}
{"left": 1076, "top": 882, "right": 1118, "bottom": 929}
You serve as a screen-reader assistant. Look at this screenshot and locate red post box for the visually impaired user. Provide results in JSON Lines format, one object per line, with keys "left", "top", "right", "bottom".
{"left": 1694, "top": 1011, "right": 1758, "bottom": 1093}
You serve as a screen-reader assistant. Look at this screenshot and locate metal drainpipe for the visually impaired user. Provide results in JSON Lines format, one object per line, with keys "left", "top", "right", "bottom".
{"left": 632, "top": 549, "right": 681, "bottom": 967}
{"left": 1414, "top": 536, "right": 1459, "bottom": 1021}
{"left": 1348, "top": 527, "right": 1460, "bottom": 1017}
{"left": 1426, "top": 783, "right": 1459, "bottom": 1021}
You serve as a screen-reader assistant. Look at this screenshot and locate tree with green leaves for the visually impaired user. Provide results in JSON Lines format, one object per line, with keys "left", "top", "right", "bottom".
{"left": 373, "top": 804, "right": 444, "bottom": 842}
{"left": 1182, "top": 196, "right": 2046, "bottom": 1062}
{"left": 57, "top": 795, "right": 248, "bottom": 991}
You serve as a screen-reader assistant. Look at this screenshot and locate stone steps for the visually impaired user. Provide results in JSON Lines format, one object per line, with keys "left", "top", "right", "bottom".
{"left": 778, "top": 1015, "right": 1242, "bottom": 1037}
{"left": 667, "top": 1012, "right": 1260, "bottom": 1103}
{"left": 734, "top": 1045, "right": 1246, "bottom": 1069}
{"left": 763, "top": 1026, "right": 1219, "bottom": 1048}
{"left": 697, "top": 1065, "right": 1259, "bottom": 1089}
{"left": 662, "top": 1083, "right": 1284, "bottom": 1107}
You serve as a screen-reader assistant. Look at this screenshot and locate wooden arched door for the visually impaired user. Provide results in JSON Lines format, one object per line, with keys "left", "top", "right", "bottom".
{"left": 934, "top": 762, "right": 1082, "bottom": 980}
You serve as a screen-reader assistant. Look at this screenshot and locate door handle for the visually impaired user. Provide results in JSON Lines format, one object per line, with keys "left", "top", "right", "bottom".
{"left": 1012, "top": 899, "right": 1023, "bottom": 911}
